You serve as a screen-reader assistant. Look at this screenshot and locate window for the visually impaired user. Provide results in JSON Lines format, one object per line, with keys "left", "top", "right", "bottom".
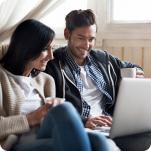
{"left": 112, "top": 0, "right": 151, "bottom": 23}
{"left": 40, "top": 0, "right": 87, "bottom": 38}
{"left": 94, "top": 0, "right": 151, "bottom": 42}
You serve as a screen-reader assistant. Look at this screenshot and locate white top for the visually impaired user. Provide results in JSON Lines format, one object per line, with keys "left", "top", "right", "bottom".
{"left": 7, "top": 71, "right": 42, "bottom": 144}
{"left": 7, "top": 72, "right": 42, "bottom": 114}
{"left": 80, "top": 66, "right": 103, "bottom": 117}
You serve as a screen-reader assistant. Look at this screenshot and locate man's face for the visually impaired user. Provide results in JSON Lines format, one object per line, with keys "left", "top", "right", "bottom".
{"left": 66, "top": 25, "right": 96, "bottom": 64}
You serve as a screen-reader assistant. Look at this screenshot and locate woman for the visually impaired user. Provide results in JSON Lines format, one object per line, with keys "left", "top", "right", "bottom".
{"left": 0, "top": 19, "right": 92, "bottom": 151}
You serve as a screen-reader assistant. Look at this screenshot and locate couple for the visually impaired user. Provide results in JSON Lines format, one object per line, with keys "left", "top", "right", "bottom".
{"left": 0, "top": 13, "right": 109, "bottom": 151}
{"left": 0, "top": 9, "right": 149, "bottom": 151}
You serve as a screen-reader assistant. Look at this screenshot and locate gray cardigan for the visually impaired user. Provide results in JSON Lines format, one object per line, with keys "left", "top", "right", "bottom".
{"left": 0, "top": 65, "right": 55, "bottom": 150}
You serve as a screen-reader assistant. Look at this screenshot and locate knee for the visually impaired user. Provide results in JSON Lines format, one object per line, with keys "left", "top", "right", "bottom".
{"left": 49, "top": 102, "right": 79, "bottom": 119}
{"left": 88, "top": 131, "right": 109, "bottom": 151}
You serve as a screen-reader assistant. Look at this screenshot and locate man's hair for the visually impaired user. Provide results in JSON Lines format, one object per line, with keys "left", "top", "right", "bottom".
{"left": 65, "top": 9, "right": 97, "bottom": 31}
{"left": 1, "top": 19, "right": 55, "bottom": 76}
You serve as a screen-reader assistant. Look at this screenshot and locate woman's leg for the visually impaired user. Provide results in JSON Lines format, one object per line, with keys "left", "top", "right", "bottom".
{"left": 10, "top": 139, "right": 54, "bottom": 151}
{"left": 11, "top": 102, "right": 91, "bottom": 151}
{"left": 37, "top": 102, "right": 91, "bottom": 151}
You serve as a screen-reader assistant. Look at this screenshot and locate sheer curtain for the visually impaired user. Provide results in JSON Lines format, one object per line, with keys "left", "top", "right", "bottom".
{"left": 0, "top": 0, "right": 65, "bottom": 43}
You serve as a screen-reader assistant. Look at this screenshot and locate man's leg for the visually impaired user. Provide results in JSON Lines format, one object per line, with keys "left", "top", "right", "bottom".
{"left": 114, "top": 132, "right": 151, "bottom": 151}
{"left": 87, "top": 131, "right": 120, "bottom": 151}
{"left": 87, "top": 131, "right": 109, "bottom": 151}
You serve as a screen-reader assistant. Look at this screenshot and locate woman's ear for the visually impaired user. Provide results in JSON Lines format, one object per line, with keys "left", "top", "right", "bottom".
{"left": 64, "top": 28, "right": 70, "bottom": 40}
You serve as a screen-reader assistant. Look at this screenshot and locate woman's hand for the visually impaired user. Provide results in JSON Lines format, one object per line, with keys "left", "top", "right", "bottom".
{"left": 26, "top": 101, "right": 53, "bottom": 127}
{"left": 26, "top": 98, "right": 64, "bottom": 127}
{"left": 85, "top": 115, "right": 112, "bottom": 129}
{"left": 46, "top": 97, "right": 65, "bottom": 107}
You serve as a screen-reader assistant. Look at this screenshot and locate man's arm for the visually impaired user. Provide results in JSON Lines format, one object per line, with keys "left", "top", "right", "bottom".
{"left": 108, "top": 52, "right": 144, "bottom": 78}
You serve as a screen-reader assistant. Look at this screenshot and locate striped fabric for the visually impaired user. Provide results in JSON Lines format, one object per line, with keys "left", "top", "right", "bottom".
{"left": 65, "top": 50, "right": 90, "bottom": 118}
{"left": 85, "top": 56, "right": 112, "bottom": 100}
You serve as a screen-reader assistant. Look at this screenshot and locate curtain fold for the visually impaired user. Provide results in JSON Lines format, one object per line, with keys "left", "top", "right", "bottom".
{"left": 0, "top": 0, "right": 64, "bottom": 43}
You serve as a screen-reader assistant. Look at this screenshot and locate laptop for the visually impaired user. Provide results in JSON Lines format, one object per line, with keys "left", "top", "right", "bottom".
{"left": 91, "top": 78, "right": 151, "bottom": 138}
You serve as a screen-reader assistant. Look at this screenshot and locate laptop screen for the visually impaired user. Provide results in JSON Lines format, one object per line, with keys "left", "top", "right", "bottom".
{"left": 110, "top": 78, "right": 151, "bottom": 138}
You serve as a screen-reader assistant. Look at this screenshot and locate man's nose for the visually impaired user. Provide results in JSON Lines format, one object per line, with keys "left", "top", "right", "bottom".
{"left": 83, "top": 40, "right": 90, "bottom": 50}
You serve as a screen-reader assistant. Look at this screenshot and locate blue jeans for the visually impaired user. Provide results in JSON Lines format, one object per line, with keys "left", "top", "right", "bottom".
{"left": 88, "top": 131, "right": 109, "bottom": 151}
{"left": 11, "top": 102, "right": 91, "bottom": 151}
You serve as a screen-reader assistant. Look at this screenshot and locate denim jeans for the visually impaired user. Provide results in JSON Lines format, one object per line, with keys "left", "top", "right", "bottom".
{"left": 11, "top": 102, "right": 91, "bottom": 151}
{"left": 88, "top": 131, "right": 109, "bottom": 151}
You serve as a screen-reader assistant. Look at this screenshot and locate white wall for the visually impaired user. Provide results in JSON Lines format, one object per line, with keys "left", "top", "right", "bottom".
{"left": 92, "top": 0, "right": 151, "bottom": 77}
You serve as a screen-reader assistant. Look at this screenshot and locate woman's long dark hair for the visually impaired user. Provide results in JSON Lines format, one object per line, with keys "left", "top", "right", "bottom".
{"left": 0, "top": 19, "right": 55, "bottom": 76}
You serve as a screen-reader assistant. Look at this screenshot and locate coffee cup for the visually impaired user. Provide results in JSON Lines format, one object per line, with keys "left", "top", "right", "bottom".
{"left": 120, "top": 68, "right": 136, "bottom": 78}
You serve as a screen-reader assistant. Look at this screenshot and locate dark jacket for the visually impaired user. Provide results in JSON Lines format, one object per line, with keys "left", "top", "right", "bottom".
{"left": 45, "top": 47, "right": 141, "bottom": 121}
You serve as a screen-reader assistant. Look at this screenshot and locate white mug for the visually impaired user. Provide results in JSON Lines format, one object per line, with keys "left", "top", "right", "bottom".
{"left": 120, "top": 68, "right": 136, "bottom": 78}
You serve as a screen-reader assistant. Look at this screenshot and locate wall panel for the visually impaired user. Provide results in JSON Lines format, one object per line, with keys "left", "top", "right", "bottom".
{"left": 102, "top": 40, "right": 151, "bottom": 77}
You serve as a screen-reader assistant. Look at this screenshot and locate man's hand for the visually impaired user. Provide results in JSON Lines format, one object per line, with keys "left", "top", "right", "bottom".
{"left": 85, "top": 115, "right": 112, "bottom": 129}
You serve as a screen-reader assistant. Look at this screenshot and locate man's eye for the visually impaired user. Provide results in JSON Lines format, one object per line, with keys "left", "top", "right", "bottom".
{"left": 78, "top": 37, "right": 84, "bottom": 40}
{"left": 89, "top": 38, "right": 95, "bottom": 42}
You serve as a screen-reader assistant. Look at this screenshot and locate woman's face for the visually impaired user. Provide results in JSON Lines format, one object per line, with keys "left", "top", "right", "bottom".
{"left": 23, "top": 40, "right": 55, "bottom": 76}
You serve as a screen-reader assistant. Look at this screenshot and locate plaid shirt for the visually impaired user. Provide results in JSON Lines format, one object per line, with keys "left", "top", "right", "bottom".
{"left": 65, "top": 49, "right": 112, "bottom": 118}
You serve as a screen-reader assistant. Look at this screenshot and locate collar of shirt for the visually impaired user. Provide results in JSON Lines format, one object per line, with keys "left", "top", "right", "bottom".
{"left": 65, "top": 47, "right": 92, "bottom": 72}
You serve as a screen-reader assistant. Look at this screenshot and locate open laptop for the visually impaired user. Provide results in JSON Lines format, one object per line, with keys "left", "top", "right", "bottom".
{"left": 92, "top": 78, "right": 151, "bottom": 138}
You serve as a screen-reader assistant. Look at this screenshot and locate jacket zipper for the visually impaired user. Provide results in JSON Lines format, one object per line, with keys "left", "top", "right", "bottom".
{"left": 59, "top": 61, "right": 83, "bottom": 101}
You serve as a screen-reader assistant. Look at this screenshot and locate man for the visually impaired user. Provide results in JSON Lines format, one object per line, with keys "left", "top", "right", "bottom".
{"left": 45, "top": 9, "right": 150, "bottom": 151}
